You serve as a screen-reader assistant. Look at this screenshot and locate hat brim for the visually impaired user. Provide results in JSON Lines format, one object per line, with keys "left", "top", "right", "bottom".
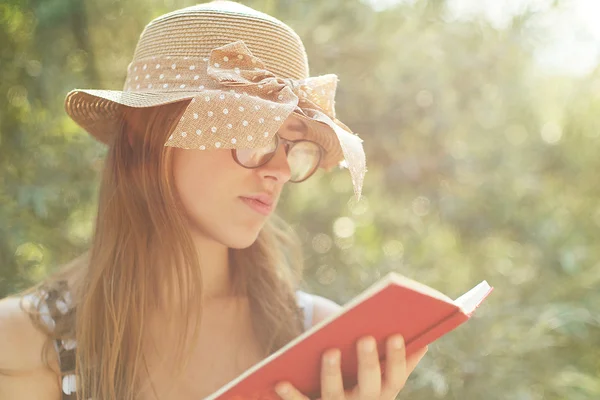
{"left": 65, "top": 89, "right": 346, "bottom": 170}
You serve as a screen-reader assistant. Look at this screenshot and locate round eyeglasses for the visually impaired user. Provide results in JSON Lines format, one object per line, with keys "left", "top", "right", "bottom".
{"left": 231, "top": 134, "right": 324, "bottom": 183}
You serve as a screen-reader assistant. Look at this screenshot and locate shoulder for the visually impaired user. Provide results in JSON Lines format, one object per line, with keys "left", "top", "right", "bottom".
{"left": 0, "top": 296, "right": 50, "bottom": 370}
{"left": 306, "top": 293, "right": 343, "bottom": 327}
{"left": 0, "top": 296, "right": 61, "bottom": 399}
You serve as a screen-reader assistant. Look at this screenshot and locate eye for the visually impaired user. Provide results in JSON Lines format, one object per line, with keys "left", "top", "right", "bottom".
{"left": 283, "top": 141, "right": 292, "bottom": 153}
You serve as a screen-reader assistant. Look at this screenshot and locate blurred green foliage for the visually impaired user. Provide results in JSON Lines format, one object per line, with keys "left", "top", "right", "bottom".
{"left": 1, "top": 0, "right": 599, "bottom": 398}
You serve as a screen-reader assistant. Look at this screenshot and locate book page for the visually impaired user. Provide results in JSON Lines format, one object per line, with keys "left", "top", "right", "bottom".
{"left": 387, "top": 273, "right": 455, "bottom": 304}
{"left": 454, "top": 280, "right": 491, "bottom": 314}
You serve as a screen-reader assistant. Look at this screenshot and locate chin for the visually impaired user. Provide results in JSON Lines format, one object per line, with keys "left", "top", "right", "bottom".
{"left": 208, "top": 220, "right": 264, "bottom": 249}
{"left": 185, "top": 210, "right": 265, "bottom": 248}
{"left": 223, "top": 231, "right": 261, "bottom": 249}
{"left": 221, "top": 215, "right": 269, "bottom": 249}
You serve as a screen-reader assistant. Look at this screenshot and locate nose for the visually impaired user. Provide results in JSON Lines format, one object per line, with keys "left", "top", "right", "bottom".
{"left": 258, "top": 140, "right": 292, "bottom": 183}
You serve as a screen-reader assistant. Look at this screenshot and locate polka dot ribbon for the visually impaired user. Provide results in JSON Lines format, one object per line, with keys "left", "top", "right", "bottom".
{"left": 165, "top": 40, "right": 366, "bottom": 198}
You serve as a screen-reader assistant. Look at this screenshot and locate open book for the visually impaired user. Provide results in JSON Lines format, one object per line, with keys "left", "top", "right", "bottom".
{"left": 205, "top": 272, "right": 493, "bottom": 400}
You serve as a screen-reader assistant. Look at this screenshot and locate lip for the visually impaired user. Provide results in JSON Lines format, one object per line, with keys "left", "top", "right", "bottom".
{"left": 239, "top": 194, "right": 275, "bottom": 216}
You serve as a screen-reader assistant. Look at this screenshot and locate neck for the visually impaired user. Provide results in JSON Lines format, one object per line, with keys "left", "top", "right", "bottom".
{"left": 143, "top": 231, "right": 238, "bottom": 354}
{"left": 190, "top": 231, "right": 234, "bottom": 300}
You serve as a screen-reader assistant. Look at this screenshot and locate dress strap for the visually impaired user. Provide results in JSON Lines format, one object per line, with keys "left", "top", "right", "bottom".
{"left": 295, "top": 290, "right": 314, "bottom": 331}
{"left": 29, "top": 283, "right": 78, "bottom": 400}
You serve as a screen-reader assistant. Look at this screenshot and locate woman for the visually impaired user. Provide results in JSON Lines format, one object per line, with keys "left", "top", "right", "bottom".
{"left": 0, "top": 2, "right": 428, "bottom": 399}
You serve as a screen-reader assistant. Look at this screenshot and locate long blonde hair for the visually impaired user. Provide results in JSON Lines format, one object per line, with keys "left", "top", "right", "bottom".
{"left": 15, "top": 101, "right": 306, "bottom": 399}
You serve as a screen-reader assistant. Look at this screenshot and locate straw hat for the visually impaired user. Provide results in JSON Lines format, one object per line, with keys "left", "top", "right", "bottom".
{"left": 64, "top": 1, "right": 366, "bottom": 197}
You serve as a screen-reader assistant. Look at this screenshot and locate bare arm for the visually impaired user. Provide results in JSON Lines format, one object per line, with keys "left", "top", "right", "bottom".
{"left": 0, "top": 296, "right": 62, "bottom": 400}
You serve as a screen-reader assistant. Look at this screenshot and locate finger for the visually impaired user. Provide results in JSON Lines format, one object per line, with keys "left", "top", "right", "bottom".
{"left": 275, "top": 381, "right": 310, "bottom": 400}
{"left": 356, "top": 336, "right": 381, "bottom": 400}
{"left": 320, "top": 348, "right": 345, "bottom": 400}
{"left": 381, "top": 334, "right": 407, "bottom": 397}
{"left": 405, "top": 345, "right": 428, "bottom": 374}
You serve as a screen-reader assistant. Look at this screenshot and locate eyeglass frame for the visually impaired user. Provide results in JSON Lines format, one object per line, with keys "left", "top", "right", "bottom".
{"left": 230, "top": 134, "right": 325, "bottom": 183}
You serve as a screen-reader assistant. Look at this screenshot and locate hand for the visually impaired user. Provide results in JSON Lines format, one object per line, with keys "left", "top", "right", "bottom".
{"left": 274, "top": 335, "right": 428, "bottom": 400}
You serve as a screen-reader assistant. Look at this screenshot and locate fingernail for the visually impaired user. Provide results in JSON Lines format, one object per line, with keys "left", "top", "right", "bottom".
{"left": 326, "top": 350, "right": 340, "bottom": 365}
{"left": 391, "top": 336, "right": 404, "bottom": 349}
{"left": 275, "top": 383, "right": 289, "bottom": 396}
{"left": 361, "top": 337, "right": 376, "bottom": 352}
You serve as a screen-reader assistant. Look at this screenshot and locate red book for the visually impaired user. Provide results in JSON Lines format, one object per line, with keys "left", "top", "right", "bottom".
{"left": 205, "top": 272, "right": 493, "bottom": 400}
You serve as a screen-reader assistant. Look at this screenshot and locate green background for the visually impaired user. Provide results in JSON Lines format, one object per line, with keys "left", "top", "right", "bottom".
{"left": 1, "top": 0, "right": 599, "bottom": 398}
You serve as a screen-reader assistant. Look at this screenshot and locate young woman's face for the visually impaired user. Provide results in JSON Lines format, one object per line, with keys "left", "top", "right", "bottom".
{"left": 172, "top": 115, "right": 309, "bottom": 248}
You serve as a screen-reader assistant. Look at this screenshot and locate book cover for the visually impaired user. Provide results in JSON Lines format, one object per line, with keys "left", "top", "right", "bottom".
{"left": 205, "top": 272, "right": 493, "bottom": 400}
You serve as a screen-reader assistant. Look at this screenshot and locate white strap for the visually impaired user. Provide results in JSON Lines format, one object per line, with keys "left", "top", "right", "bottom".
{"left": 295, "top": 290, "right": 314, "bottom": 331}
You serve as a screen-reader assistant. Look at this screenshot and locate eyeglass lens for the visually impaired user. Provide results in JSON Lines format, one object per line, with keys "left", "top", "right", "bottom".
{"left": 234, "top": 135, "right": 321, "bottom": 182}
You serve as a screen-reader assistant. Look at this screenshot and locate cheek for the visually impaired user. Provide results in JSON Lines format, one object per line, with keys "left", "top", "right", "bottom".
{"left": 174, "top": 150, "right": 230, "bottom": 204}
{"left": 172, "top": 149, "right": 249, "bottom": 222}
{"left": 171, "top": 149, "right": 268, "bottom": 247}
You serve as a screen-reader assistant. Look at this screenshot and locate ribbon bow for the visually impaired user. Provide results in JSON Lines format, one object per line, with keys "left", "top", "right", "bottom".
{"left": 207, "top": 41, "right": 338, "bottom": 120}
